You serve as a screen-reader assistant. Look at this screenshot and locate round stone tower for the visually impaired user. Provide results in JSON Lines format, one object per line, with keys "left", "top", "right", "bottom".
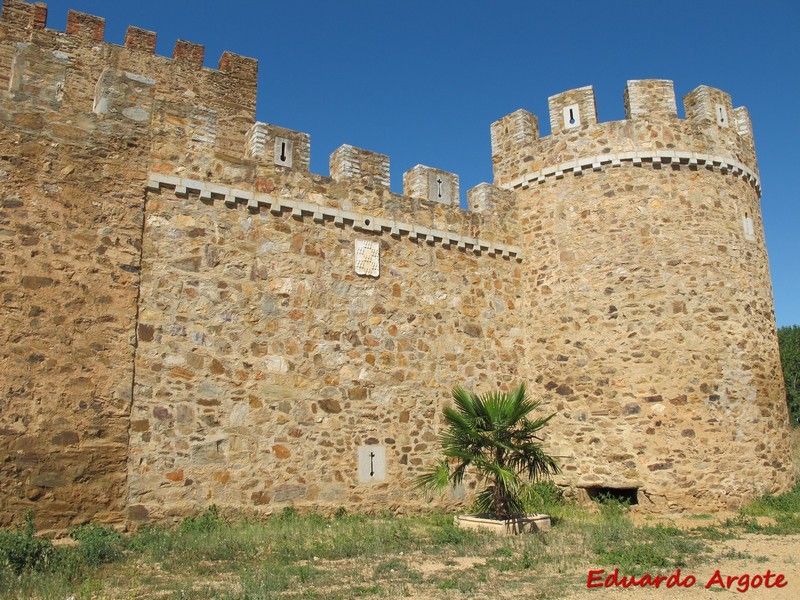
{"left": 491, "top": 79, "right": 794, "bottom": 511}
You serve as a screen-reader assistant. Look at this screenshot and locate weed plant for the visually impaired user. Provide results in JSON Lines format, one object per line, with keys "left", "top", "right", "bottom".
{"left": 1, "top": 483, "right": 798, "bottom": 599}
{"left": 584, "top": 496, "right": 709, "bottom": 575}
{"left": 0, "top": 512, "right": 54, "bottom": 575}
{"left": 734, "top": 481, "right": 800, "bottom": 534}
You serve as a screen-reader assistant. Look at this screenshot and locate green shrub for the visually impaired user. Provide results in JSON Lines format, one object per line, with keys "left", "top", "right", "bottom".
{"left": 0, "top": 512, "right": 54, "bottom": 575}
{"left": 180, "top": 504, "right": 223, "bottom": 533}
{"left": 595, "top": 494, "right": 631, "bottom": 519}
{"left": 70, "top": 524, "right": 126, "bottom": 566}
{"left": 520, "top": 480, "right": 565, "bottom": 513}
{"left": 278, "top": 506, "right": 298, "bottom": 521}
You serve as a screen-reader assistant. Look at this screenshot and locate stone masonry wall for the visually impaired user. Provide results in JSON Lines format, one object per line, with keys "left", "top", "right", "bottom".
{"left": 492, "top": 81, "right": 793, "bottom": 511}
{"left": 0, "top": 2, "right": 150, "bottom": 529}
{"left": 0, "top": 0, "right": 794, "bottom": 527}
{"left": 128, "top": 183, "right": 523, "bottom": 520}
{"left": 0, "top": 0, "right": 258, "bottom": 529}
{"left": 0, "top": 91, "right": 146, "bottom": 529}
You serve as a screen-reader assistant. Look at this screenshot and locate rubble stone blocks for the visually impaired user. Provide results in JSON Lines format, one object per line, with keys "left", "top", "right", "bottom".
{"left": 0, "top": 0, "right": 793, "bottom": 529}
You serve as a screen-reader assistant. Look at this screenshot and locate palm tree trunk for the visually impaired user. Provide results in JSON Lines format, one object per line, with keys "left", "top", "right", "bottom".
{"left": 494, "top": 448, "right": 505, "bottom": 518}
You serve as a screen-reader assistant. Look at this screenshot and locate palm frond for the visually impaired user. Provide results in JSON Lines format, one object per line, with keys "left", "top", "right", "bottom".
{"left": 451, "top": 387, "right": 480, "bottom": 419}
{"left": 418, "top": 382, "right": 560, "bottom": 517}
{"left": 474, "top": 487, "right": 496, "bottom": 515}
{"left": 451, "top": 461, "right": 469, "bottom": 487}
{"left": 413, "top": 459, "right": 451, "bottom": 493}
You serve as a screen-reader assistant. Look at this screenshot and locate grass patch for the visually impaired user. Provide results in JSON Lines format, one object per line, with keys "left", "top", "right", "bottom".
{"left": 434, "top": 575, "right": 477, "bottom": 593}
{"left": 743, "top": 481, "right": 800, "bottom": 516}
{"left": 716, "top": 549, "right": 751, "bottom": 560}
{"left": 692, "top": 525, "right": 737, "bottom": 541}
{"left": 589, "top": 519, "right": 708, "bottom": 575}
{"left": 733, "top": 480, "right": 800, "bottom": 534}
{"left": 69, "top": 523, "right": 126, "bottom": 567}
{"left": 1, "top": 487, "right": 798, "bottom": 599}
{"left": 573, "top": 495, "right": 711, "bottom": 576}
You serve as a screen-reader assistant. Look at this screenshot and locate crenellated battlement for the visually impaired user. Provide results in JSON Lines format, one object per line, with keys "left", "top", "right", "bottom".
{"left": 0, "top": 0, "right": 516, "bottom": 247}
{"left": 0, "top": 0, "right": 771, "bottom": 297}
{"left": 0, "top": 0, "right": 524, "bottom": 264}
{"left": 0, "top": 0, "right": 792, "bottom": 529}
{"left": 0, "top": 0, "right": 256, "bottom": 80}
{"left": 0, "top": 0, "right": 258, "bottom": 164}
{"left": 492, "top": 79, "right": 758, "bottom": 192}
{"left": 0, "top": 1, "right": 760, "bottom": 206}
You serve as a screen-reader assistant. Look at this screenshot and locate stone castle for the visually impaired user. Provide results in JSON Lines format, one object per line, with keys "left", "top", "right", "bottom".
{"left": 0, "top": 0, "right": 794, "bottom": 530}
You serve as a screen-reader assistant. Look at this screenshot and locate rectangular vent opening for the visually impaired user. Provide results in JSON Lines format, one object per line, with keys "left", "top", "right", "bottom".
{"left": 585, "top": 486, "right": 639, "bottom": 505}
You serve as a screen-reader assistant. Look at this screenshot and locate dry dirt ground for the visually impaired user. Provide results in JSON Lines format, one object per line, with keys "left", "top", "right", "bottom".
{"left": 265, "top": 527, "right": 799, "bottom": 600}
{"left": 560, "top": 533, "right": 799, "bottom": 600}
{"left": 347, "top": 512, "right": 799, "bottom": 600}
{"left": 78, "top": 515, "right": 799, "bottom": 600}
{"left": 372, "top": 532, "right": 800, "bottom": 600}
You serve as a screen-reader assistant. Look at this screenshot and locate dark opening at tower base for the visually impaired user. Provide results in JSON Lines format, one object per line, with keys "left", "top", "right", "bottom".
{"left": 584, "top": 486, "right": 639, "bottom": 505}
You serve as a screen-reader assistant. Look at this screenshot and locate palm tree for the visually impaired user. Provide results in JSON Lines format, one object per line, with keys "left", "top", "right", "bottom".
{"left": 415, "top": 383, "right": 559, "bottom": 519}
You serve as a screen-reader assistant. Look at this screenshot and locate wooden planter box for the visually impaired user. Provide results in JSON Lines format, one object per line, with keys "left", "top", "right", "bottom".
{"left": 455, "top": 514, "right": 551, "bottom": 535}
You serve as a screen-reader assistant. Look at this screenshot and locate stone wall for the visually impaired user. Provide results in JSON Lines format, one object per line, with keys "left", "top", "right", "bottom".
{"left": 0, "top": 0, "right": 258, "bottom": 529}
{"left": 128, "top": 180, "right": 523, "bottom": 520}
{"left": 492, "top": 82, "right": 792, "bottom": 510}
{"left": 0, "top": 0, "right": 793, "bottom": 528}
{"left": 0, "top": 95, "right": 146, "bottom": 528}
{"left": 0, "top": 1, "right": 151, "bottom": 529}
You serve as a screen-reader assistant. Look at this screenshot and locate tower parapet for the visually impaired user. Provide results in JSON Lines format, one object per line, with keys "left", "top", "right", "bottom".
{"left": 548, "top": 85, "right": 597, "bottom": 134}
{"left": 499, "top": 80, "right": 791, "bottom": 511}
{"left": 492, "top": 80, "right": 759, "bottom": 194}
{"left": 624, "top": 79, "right": 677, "bottom": 120}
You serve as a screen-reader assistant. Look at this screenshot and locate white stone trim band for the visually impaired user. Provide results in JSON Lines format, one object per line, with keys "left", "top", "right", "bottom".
{"left": 146, "top": 174, "right": 522, "bottom": 260}
{"left": 508, "top": 150, "right": 761, "bottom": 195}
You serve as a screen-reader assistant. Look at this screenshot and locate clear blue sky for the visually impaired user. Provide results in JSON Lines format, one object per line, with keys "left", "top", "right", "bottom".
{"left": 27, "top": 0, "right": 800, "bottom": 327}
